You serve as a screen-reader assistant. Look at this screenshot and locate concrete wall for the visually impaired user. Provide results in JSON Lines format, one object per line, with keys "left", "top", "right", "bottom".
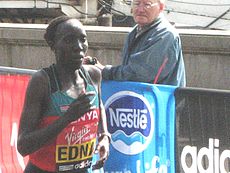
{"left": 0, "top": 23, "right": 229, "bottom": 90}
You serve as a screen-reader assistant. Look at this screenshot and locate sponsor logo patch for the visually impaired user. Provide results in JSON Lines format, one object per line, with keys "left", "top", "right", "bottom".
{"left": 105, "top": 91, "right": 154, "bottom": 155}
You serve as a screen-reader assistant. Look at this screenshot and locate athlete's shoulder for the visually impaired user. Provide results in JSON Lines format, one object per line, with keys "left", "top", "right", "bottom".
{"left": 82, "top": 65, "right": 101, "bottom": 83}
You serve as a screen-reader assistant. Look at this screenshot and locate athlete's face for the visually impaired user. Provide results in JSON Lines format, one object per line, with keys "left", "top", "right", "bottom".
{"left": 53, "top": 19, "right": 88, "bottom": 70}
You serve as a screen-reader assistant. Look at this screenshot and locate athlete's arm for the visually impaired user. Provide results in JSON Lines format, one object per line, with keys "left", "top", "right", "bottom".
{"left": 17, "top": 70, "right": 93, "bottom": 156}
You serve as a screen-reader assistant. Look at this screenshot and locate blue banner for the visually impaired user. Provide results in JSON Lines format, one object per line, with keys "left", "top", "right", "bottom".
{"left": 101, "top": 81, "right": 177, "bottom": 173}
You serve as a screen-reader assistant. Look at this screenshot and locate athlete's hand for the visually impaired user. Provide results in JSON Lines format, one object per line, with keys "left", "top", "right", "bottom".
{"left": 64, "top": 91, "right": 95, "bottom": 123}
{"left": 92, "top": 135, "right": 110, "bottom": 170}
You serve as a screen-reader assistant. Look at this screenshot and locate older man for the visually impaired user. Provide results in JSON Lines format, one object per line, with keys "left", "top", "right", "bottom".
{"left": 88, "top": 0, "right": 186, "bottom": 86}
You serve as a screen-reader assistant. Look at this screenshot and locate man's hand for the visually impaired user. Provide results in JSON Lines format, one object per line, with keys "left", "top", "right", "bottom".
{"left": 83, "top": 56, "right": 105, "bottom": 70}
{"left": 83, "top": 56, "right": 97, "bottom": 65}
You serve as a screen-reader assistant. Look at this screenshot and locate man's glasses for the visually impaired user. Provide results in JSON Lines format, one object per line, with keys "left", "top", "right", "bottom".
{"left": 132, "top": 1, "right": 158, "bottom": 9}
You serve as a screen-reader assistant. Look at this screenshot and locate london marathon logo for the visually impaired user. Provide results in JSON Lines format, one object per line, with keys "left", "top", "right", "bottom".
{"left": 104, "top": 91, "right": 154, "bottom": 155}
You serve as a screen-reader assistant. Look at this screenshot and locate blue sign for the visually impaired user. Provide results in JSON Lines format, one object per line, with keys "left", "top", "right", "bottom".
{"left": 101, "top": 81, "right": 177, "bottom": 173}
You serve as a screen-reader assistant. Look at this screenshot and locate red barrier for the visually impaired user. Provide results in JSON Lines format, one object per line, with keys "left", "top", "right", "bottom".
{"left": 0, "top": 74, "right": 31, "bottom": 173}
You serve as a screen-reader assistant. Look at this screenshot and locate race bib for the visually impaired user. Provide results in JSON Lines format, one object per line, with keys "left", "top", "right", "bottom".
{"left": 56, "top": 109, "right": 100, "bottom": 172}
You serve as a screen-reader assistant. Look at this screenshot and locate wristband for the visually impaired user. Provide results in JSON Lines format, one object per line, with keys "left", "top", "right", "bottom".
{"left": 98, "top": 132, "right": 111, "bottom": 143}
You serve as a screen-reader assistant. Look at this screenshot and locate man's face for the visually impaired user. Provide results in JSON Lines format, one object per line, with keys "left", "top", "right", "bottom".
{"left": 53, "top": 19, "right": 88, "bottom": 69}
{"left": 132, "top": 0, "right": 164, "bottom": 27}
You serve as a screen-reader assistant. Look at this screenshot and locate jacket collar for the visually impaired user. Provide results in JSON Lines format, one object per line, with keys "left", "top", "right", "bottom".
{"left": 134, "top": 13, "right": 163, "bottom": 38}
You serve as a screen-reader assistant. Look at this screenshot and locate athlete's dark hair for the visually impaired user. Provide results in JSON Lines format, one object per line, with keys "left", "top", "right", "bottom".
{"left": 44, "top": 15, "right": 77, "bottom": 49}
